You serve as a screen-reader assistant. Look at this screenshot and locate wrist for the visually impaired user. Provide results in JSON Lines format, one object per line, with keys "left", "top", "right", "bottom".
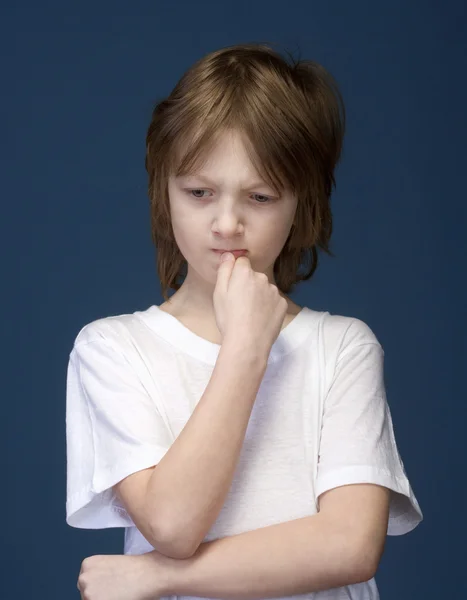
{"left": 221, "top": 336, "right": 270, "bottom": 369}
{"left": 137, "top": 551, "right": 182, "bottom": 598}
{"left": 147, "top": 551, "right": 194, "bottom": 596}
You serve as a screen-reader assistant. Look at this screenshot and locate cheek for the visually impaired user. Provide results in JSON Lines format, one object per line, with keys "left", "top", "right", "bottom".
{"left": 171, "top": 216, "right": 204, "bottom": 257}
{"left": 260, "top": 218, "right": 293, "bottom": 247}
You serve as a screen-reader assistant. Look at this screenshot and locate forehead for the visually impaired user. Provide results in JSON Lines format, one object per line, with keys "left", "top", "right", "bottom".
{"left": 172, "top": 127, "right": 288, "bottom": 194}
{"left": 185, "top": 129, "right": 252, "bottom": 168}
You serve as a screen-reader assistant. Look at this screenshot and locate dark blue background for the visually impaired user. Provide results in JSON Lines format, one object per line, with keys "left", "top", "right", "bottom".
{"left": 3, "top": 1, "right": 465, "bottom": 598}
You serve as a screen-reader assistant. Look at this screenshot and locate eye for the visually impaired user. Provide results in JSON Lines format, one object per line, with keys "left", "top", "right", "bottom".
{"left": 252, "top": 193, "right": 272, "bottom": 204}
{"left": 188, "top": 189, "right": 211, "bottom": 198}
{"left": 186, "top": 189, "right": 274, "bottom": 203}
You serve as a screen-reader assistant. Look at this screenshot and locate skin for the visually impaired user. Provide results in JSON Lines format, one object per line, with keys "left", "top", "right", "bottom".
{"left": 78, "top": 129, "right": 306, "bottom": 599}
{"left": 159, "top": 128, "right": 302, "bottom": 342}
{"left": 77, "top": 553, "right": 169, "bottom": 600}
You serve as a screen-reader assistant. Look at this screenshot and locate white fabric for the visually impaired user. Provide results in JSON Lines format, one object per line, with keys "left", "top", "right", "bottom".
{"left": 65, "top": 304, "right": 423, "bottom": 599}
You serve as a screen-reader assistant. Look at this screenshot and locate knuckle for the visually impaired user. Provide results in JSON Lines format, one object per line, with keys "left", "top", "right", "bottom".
{"left": 82, "top": 556, "right": 93, "bottom": 568}
{"left": 268, "top": 282, "right": 279, "bottom": 294}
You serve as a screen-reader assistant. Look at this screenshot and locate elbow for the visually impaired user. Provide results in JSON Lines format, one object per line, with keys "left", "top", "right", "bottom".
{"left": 330, "top": 532, "right": 380, "bottom": 585}
{"left": 349, "top": 560, "right": 377, "bottom": 585}
{"left": 348, "top": 545, "right": 382, "bottom": 584}
{"left": 149, "top": 519, "right": 199, "bottom": 560}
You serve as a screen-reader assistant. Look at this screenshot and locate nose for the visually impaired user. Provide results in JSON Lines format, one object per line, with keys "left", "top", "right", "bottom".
{"left": 213, "top": 203, "right": 245, "bottom": 236}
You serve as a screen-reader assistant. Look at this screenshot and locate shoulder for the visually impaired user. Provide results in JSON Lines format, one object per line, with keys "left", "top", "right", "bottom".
{"left": 318, "top": 311, "right": 382, "bottom": 356}
{"left": 70, "top": 310, "right": 142, "bottom": 353}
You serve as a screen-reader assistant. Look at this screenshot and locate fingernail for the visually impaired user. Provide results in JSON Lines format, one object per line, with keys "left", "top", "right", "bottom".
{"left": 221, "top": 252, "right": 232, "bottom": 262}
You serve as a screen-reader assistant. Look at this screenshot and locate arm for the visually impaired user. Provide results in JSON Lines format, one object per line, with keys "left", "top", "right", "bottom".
{"left": 139, "top": 484, "right": 390, "bottom": 599}
{"left": 145, "top": 339, "right": 269, "bottom": 559}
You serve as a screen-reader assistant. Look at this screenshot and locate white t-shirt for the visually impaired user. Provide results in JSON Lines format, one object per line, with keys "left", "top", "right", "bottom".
{"left": 66, "top": 304, "right": 423, "bottom": 600}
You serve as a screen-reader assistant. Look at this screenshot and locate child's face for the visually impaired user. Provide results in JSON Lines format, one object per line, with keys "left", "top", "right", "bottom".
{"left": 167, "top": 129, "right": 298, "bottom": 303}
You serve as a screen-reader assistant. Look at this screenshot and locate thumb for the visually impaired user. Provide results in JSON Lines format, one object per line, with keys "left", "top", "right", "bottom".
{"left": 214, "top": 252, "right": 235, "bottom": 296}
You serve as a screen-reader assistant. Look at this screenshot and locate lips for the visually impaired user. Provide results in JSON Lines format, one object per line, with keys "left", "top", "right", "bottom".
{"left": 212, "top": 249, "right": 248, "bottom": 258}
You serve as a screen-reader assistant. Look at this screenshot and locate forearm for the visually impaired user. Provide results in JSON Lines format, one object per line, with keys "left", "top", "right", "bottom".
{"left": 152, "top": 514, "right": 366, "bottom": 599}
{"left": 146, "top": 338, "right": 268, "bottom": 557}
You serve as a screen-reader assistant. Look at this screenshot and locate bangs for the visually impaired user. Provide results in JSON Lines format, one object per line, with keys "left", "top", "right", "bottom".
{"left": 166, "top": 88, "right": 304, "bottom": 196}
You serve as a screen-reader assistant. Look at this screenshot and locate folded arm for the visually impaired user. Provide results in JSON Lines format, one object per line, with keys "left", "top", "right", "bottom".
{"left": 147, "top": 483, "right": 390, "bottom": 599}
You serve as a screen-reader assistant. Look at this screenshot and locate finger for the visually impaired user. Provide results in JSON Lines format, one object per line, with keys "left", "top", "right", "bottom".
{"left": 214, "top": 252, "right": 235, "bottom": 296}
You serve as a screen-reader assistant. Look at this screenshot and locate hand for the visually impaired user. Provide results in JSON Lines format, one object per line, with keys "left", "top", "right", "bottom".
{"left": 77, "top": 552, "right": 169, "bottom": 600}
{"left": 213, "top": 253, "right": 288, "bottom": 355}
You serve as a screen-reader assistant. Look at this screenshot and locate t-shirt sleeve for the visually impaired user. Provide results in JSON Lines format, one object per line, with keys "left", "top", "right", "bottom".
{"left": 65, "top": 332, "right": 173, "bottom": 529}
{"left": 315, "top": 318, "right": 423, "bottom": 536}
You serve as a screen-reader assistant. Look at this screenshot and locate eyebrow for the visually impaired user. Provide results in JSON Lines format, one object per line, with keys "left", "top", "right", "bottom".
{"left": 181, "top": 174, "right": 274, "bottom": 191}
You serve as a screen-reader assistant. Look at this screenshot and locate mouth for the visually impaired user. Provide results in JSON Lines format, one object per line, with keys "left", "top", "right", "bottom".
{"left": 212, "top": 249, "right": 248, "bottom": 258}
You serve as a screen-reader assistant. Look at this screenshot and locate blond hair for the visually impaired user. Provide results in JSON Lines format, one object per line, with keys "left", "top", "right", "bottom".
{"left": 145, "top": 43, "right": 346, "bottom": 302}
